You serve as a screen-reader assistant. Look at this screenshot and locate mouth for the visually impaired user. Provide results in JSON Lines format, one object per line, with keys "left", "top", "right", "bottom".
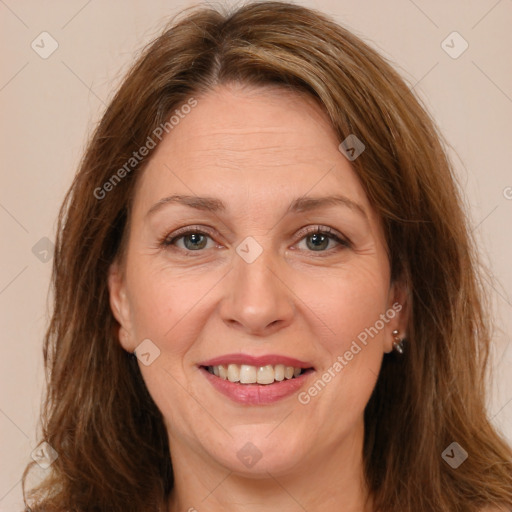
{"left": 198, "top": 354, "right": 315, "bottom": 405}
{"left": 201, "top": 363, "right": 314, "bottom": 385}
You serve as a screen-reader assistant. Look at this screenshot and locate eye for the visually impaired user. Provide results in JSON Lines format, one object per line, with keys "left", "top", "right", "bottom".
{"left": 295, "top": 226, "right": 350, "bottom": 253}
{"left": 160, "top": 227, "right": 217, "bottom": 252}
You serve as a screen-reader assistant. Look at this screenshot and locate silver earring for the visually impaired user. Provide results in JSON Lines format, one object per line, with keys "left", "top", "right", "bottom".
{"left": 392, "top": 329, "right": 405, "bottom": 354}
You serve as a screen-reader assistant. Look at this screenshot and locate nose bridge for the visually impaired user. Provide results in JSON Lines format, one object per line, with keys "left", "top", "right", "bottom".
{"left": 220, "top": 237, "right": 294, "bottom": 334}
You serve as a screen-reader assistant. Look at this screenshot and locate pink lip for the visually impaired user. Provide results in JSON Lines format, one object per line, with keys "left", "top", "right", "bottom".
{"left": 200, "top": 367, "right": 314, "bottom": 405}
{"left": 199, "top": 353, "right": 313, "bottom": 368}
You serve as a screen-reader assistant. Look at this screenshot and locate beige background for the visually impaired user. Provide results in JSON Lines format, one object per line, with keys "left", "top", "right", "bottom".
{"left": 1, "top": 0, "right": 511, "bottom": 509}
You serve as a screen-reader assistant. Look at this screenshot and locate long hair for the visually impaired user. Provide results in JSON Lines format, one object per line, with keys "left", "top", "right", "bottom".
{"left": 22, "top": 2, "right": 512, "bottom": 511}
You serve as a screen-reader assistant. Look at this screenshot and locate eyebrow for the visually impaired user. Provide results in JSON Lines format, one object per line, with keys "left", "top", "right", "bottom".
{"left": 146, "top": 194, "right": 368, "bottom": 220}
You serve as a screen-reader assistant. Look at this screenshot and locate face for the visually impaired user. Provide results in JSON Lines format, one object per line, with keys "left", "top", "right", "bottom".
{"left": 109, "top": 83, "right": 407, "bottom": 479}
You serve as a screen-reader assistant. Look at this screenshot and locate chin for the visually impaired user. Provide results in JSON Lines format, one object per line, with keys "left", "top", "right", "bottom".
{"left": 208, "top": 427, "right": 307, "bottom": 477}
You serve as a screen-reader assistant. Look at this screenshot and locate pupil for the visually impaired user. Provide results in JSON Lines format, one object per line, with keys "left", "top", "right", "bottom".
{"left": 308, "top": 233, "right": 328, "bottom": 251}
{"left": 185, "top": 233, "right": 206, "bottom": 250}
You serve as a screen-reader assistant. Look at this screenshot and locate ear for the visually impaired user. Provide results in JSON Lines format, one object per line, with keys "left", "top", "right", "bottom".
{"left": 383, "top": 277, "right": 410, "bottom": 354}
{"left": 108, "top": 261, "right": 135, "bottom": 353}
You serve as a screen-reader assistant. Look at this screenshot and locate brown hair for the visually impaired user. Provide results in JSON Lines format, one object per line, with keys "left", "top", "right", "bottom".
{"left": 22, "top": 2, "right": 512, "bottom": 511}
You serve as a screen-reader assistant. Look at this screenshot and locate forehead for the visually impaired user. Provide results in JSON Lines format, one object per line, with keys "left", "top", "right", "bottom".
{"left": 132, "top": 84, "right": 372, "bottom": 218}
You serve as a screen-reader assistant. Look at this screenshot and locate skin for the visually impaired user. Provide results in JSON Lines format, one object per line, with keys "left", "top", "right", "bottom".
{"left": 108, "top": 82, "right": 409, "bottom": 512}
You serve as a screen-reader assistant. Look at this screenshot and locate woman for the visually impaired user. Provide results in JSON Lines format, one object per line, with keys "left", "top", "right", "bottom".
{"left": 22, "top": 1, "right": 512, "bottom": 511}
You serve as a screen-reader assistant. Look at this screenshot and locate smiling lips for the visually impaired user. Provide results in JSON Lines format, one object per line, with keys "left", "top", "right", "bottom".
{"left": 199, "top": 353, "right": 315, "bottom": 404}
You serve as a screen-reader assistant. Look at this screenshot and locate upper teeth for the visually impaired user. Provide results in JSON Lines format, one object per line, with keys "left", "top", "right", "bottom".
{"left": 208, "top": 364, "right": 303, "bottom": 385}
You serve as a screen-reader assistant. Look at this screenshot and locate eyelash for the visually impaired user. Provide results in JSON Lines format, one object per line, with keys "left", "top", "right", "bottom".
{"left": 158, "top": 225, "right": 351, "bottom": 256}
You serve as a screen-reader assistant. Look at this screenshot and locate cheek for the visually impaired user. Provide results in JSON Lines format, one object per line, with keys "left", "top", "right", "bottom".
{"left": 126, "top": 261, "right": 219, "bottom": 346}
{"left": 125, "top": 263, "right": 215, "bottom": 428}
{"left": 303, "top": 263, "right": 390, "bottom": 351}
{"left": 295, "top": 264, "right": 389, "bottom": 411}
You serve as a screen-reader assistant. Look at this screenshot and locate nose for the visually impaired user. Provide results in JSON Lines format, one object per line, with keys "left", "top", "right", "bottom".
{"left": 218, "top": 244, "right": 295, "bottom": 336}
